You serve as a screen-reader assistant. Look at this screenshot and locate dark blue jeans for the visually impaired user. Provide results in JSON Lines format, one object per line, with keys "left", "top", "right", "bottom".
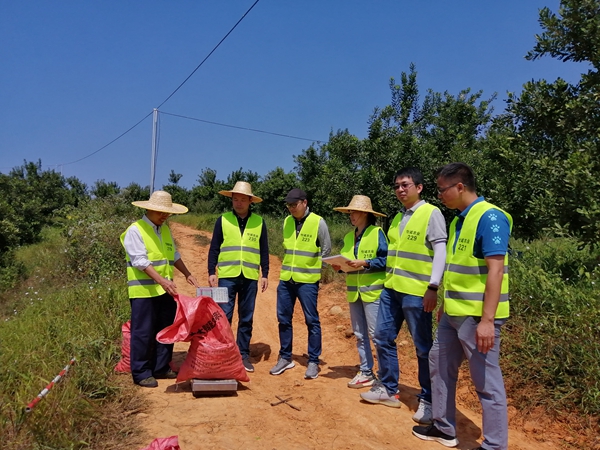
{"left": 130, "top": 293, "right": 176, "bottom": 383}
{"left": 276, "top": 280, "right": 321, "bottom": 364}
{"left": 373, "top": 287, "right": 433, "bottom": 402}
{"left": 218, "top": 275, "right": 258, "bottom": 359}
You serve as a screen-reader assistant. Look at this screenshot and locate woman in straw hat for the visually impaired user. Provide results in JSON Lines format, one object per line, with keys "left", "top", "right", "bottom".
{"left": 207, "top": 181, "right": 269, "bottom": 373}
{"left": 333, "top": 195, "right": 388, "bottom": 389}
{"left": 121, "top": 190, "right": 199, "bottom": 388}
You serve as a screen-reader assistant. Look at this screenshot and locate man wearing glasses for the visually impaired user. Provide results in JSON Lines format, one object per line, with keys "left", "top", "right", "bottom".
{"left": 361, "top": 167, "right": 447, "bottom": 427}
{"left": 270, "top": 188, "right": 331, "bottom": 379}
{"left": 413, "top": 162, "right": 512, "bottom": 450}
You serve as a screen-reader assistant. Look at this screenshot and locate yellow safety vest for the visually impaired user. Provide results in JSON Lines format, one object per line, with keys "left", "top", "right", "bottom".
{"left": 385, "top": 203, "right": 437, "bottom": 296}
{"left": 444, "top": 201, "right": 513, "bottom": 318}
{"left": 341, "top": 225, "right": 386, "bottom": 303}
{"left": 280, "top": 213, "right": 322, "bottom": 283}
{"left": 217, "top": 212, "right": 263, "bottom": 280}
{"left": 120, "top": 219, "right": 175, "bottom": 298}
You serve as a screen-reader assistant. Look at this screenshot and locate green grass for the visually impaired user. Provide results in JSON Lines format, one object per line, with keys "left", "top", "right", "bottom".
{"left": 0, "top": 278, "right": 143, "bottom": 449}
{"left": 0, "top": 198, "right": 144, "bottom": 449}
{"left": 502, "top": 238, "right": 600, "bottom": 416}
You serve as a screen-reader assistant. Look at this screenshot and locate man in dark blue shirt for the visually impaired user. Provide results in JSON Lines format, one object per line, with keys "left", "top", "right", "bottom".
{"left": 208, "top": 181, "right": 269, "bottom": 373}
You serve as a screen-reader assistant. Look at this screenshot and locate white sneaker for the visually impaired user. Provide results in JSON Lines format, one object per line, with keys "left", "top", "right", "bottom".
{"left": 360, "top": 384, "right": 401, "bottom": 408}
{"left": 347, "top": 371, "right": 375, "bottom": 389}
{"left": 412, "top": 399, "right": 433, "bottom": 424}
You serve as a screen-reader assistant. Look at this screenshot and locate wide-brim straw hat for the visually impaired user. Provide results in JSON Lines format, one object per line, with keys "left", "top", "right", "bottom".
{"left": 218, "top": 181, "right": 263, "bottom": 203}
{"left": 131, "top": 190, "right": 188, "bottom": 214}
{"left": 333, "top": 195, "right": 386, "bottom": 217}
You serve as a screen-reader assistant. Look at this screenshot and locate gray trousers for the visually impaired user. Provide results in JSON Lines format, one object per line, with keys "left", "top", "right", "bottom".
{"left": 430, "top": 313, "right": 508, "bottom": 450}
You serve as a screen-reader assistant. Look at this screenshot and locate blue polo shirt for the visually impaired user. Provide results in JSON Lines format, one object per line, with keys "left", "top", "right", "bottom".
{"left": 452, "top": 197, "right": 510, "bottom": 258}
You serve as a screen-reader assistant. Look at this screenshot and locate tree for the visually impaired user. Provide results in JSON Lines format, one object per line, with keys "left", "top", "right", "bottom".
{"left": 65, "top": 176, "right": 89, "bottom": 206}
{"left": 292, "top": 65, "right": 496, "bottom": 223}
{"left": 91, "top": 179, "right": 120, "bottom": 198}
{"left": 189, "top": 168, "right": 222, "bottom": 213}
{"left": 489, "top": 0, "right": 600, "bottom": 246}
{"left": 254, "top": 167, "right": 298, "bottom": 217}
{"left": 526, "top": 0, "right": 600, "bottom": 68}
{"left": 0, "top": 160, "right": 88, "bottom": 256}
{"left": 168, "top": 170, "right": 183, "bottom": 185}
{"left": 120, "top": 182, "right": 150, "bottom": 203}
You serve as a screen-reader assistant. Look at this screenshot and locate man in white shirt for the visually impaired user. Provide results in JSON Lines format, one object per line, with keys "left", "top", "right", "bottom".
{"left": 121, "top": 191, "right": 198, "bottom": 388}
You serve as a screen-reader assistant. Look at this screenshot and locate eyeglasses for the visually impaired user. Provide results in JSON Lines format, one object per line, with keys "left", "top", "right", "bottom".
{"left": 437, "top": 183, "right": 458, "bottom": 194}
{"left": 286, "top": 201, "right": 302, "bottom": 209}
{"left": 393, "top": 183, "right": 414, "bottom": 191}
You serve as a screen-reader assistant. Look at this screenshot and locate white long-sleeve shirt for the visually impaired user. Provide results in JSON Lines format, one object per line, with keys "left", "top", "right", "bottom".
{"left": 122, "top": 215, "right": 181, "bottom": 270}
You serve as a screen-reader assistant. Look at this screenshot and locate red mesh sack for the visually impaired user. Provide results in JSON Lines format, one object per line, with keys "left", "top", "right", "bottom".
{"left": 115, "top": 321, "right": 131, "bottom": 373}
{"left": 139, "top": 436, "right": 180, "bottom": 450}
{"left": 157, "top": 294, "right": 249, "bottom": 383}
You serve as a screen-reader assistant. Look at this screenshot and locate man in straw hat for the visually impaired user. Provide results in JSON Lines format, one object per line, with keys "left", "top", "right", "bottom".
{"left": 121, "top": 190, "right": 199, "bottom": 388}
{"left": 270, "top": 188, "right": 331, "bottom": 379}
{"left": 361, "top": 167, "right": 447, "bottom": 425}
{"left": 208, "top": 181, "right": 269, "bottom": 373}
{"left": 333, "top": 195, "right": 388, "bottom": 389}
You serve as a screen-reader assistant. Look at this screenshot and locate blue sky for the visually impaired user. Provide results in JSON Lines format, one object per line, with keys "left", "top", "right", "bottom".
{"left": 0, "top": 1, "right": 587, "bottom": 190}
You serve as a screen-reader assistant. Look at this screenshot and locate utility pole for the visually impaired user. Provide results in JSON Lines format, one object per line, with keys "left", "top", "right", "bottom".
{"left": 150, "top": 108, "right": 158, "bottom": 193}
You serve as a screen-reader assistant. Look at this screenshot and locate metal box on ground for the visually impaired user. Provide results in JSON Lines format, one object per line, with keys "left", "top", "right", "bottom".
{"left": 191, "top": 379, "right": 238, "bottom": 397}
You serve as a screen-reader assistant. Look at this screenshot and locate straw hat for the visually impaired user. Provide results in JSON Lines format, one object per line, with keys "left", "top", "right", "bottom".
{"left": 333, "top": 195, "right": 386, "bottom": 217}
{"left": 218, "top": 181, "right": 263, "bottom": 203}
{"left": 131, "top": 190, "right": 188, "bottom": 214}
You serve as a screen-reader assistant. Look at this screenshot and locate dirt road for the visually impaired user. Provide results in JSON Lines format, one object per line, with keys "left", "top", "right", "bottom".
{"left": 135, "top": 222, "right": 558, "bottom": 450}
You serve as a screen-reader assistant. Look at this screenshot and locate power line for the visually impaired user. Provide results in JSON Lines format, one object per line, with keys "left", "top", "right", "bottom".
{"left": 156, "top": 0, "right": 261, "bottom": 109}
{"left": 42, "top": 0, "right": 262, "bottom": 169}
{"left": 160, "top": 111, "right": 324, "bottom": 143}
{"left": 60, "top": 111, "right": 153, "bottom": 166}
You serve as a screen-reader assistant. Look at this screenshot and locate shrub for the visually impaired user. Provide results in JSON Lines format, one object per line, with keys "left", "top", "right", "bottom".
{"left": 61, "top": 197, "right": 138, "bottom": 283}
{"left": 504, "top": 238, "right": 600, "bottom": 415}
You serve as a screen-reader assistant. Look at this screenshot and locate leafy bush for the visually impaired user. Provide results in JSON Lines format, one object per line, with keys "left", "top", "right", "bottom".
{"left": 0, "top": 203, "right": 142, "bottom": 449}
{"left": 61, "top": 197, "right": 138, "bottom": 283}
{"left": 0, "top": 161, "right": 90, "bottom": 291}
{"left": 504, "top": 238, "right": 600, "bottom": 414}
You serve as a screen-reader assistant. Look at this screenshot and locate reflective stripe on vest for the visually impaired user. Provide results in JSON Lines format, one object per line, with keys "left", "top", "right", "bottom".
{"left": 120, "top": 219, "right": 175, "bottom": 298}
{"left": 217, "top": 212, "right": 263, "bottom": 280}
{"left": 341, "top": 225, "right": 386, "bottom": 302}
{"left": 444, "top": 201, "right": 513, "bottom": 318}
{"left": 280, "top": 213, "right": 322, "bottom": 283}
{"left": 384, "top": 203, "right": 437, "bottom": 296}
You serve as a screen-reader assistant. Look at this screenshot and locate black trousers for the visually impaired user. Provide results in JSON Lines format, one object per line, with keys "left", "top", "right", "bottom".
{"left": 129, "top": 293, "right": 177, "bottom": 383}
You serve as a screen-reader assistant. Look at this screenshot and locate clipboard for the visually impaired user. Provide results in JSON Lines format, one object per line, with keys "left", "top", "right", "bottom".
{"left": 322, "top": 254, "right": 362, "bottom": 273}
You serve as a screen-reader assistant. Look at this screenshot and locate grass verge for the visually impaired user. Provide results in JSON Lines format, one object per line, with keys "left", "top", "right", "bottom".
{"left": 0, "top": 197, "right": 146, "bottom": 449}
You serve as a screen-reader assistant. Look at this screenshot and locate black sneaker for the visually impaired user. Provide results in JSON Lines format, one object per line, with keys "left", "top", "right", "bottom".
{"left": 155, "top": 369, "right": 177, "bottom": 379}
{"left": 412, "top": 424, "right": 458, "bottom": 447}
{"left": 242, "top": 358, "right": 255, "bottom": 372}
{"left": 137, "top": 377, "right": 158, "bottom": 388}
